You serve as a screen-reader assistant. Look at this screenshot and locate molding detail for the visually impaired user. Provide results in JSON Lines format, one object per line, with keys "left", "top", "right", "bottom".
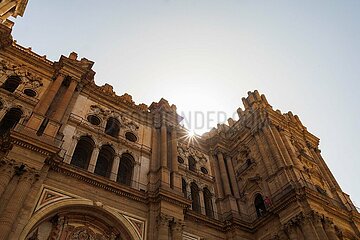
{"left": 33, "top": 186, "right": 75, "bottom": 214}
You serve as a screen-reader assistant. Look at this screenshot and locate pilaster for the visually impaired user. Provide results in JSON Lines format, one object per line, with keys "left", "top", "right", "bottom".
{"left": 171, "top": 219, "right": 184, "bottom": 239}
{"left": 217, "top": 151, "right": 231, "bottom": 196}
{"left": 0, "top": 169, "right": 38, "bottom": 240}
{"left": 300, "top": 214, "right": 320, "bottom": 240}
{"left": 157, "top": 213, "right": 171, "bottom": 240}
{"left": 52, "top": 78, "right": 78, "bottom": 122}
{"left": 87, "top": 145, "right": 100, "bottom": 173}
{"left": 110, "top": 154, "right": 121, "bottom": 181}
{"left": 64, "top": 135, "right": 79, "bottom": 164}
{"left": 226, "top": 155, "right": 240, "bottom": 198}
{"left": 34, "top": 72, "right": 66, "bottom": 116}
{"left": 312, "top": 213, "right": 328, "bottom": 240}
{"left": 323, "top": 219, "right": 339, "bottom": 240}
{"left": 0, "top": 159, "right": 15, "bottom": 198}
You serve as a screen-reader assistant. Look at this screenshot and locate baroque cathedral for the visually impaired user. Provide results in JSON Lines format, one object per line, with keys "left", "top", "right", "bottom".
{"left": 0, "top": 1, "right": 359, "bottom": 239}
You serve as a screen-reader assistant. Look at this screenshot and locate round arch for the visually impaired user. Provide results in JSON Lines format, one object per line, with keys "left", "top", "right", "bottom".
{"left": 20, "top": 199, "right": 140, "bottom": 240}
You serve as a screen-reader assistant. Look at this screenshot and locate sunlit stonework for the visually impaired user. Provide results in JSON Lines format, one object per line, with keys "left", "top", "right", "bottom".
{"left": 0, "top": 3, "right": 359, "bottom": 240}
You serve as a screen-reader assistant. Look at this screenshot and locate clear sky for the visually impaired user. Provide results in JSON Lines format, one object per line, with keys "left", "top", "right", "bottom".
{"left": 11, "top": 1, "right": 360, "bottom": 206}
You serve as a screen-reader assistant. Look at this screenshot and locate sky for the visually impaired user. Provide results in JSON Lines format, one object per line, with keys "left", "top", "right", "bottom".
{"left": 11, "top": 1, "right": 360, "bottom": 206}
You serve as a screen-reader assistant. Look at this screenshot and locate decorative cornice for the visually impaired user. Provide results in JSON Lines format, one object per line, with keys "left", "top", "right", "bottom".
{"left": 49, "top": 161, "right": 148, "bottom": 204}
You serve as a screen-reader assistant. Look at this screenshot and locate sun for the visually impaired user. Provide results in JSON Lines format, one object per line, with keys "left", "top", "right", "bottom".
{"left": 187, "top": 130, "right": 196, "bottom": 138}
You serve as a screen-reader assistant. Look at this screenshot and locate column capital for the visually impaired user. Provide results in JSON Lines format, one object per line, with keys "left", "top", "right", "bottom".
{"left": 172, "top": 219, "right": 185, "bottom": 232}
{"left": 18, "top": 169, "right": 39, "bottom": 184}
{"left": 157, "top": 213, "right": 171, "bottom": 228}
{"left": 215, "top": 150, "right": 224, "bottom": 158}
{"left": 53, "top": 70, "right": 67, "bottom": 79}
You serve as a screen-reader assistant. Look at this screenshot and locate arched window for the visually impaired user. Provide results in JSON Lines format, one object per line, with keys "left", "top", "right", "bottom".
{"left": 254, "top": 193, "right": 266, "bottom": 217}
{"left": 188, "top": 156, "right": 196, "bottom": 172}
{"left": 0, "top": 107, "right": 22, "bottom": 135}
{"left": 70, "top": 136, "right": 95, "bottom": 170}
{"left": 105, "top": 117, "right": 120, "bottom": 138}
{"left": 1, "top": 76, "right": 21, "bottom": 93}
{"left": 94, "top": 145, "right": 115, "bottom": 178}
{"left": 203, "top": 187, "right": 214, "bottom": 218}
{"left": 117, "top": 153, "right": 134, "bottom": 186}
{"left": 182, "top": 178, "right": 187, "bottom": 198}
{"left": 190, "top": 182, "right": 201, "bottom": 213}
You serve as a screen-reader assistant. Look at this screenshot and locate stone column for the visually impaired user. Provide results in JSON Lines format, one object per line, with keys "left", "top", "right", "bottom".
{"left": 324, "top": 219, "right": 339, "bottom": 240}
{"left": 263, "top": 126, "right": 283, "bottom": 168}
{"left": 0, "top": 170, "right": 37, "bottom": 240}
{"left": 199, "top": 188, "right": 205, "bottom": 215}
{"left": 132, "top": 162, "right": 141, "bottom": 189}
{"left": 0, "top": 160, "right": 15, "bottom": 198}
{"left": 171, "top": 127, "right": 181, "bottom": 191}
{"left": 210, "top": 152, "right": 224, "bottom": 199}
{"left": 211, "top": 197, "right": 218, "bottom": 219}
{"left": 171, "top": 219, "right": 184, "bottom": 239}
{"left": 300, "top": 216, "right": 320, "bottom": 240}
{"left": 185, "top": 181, "right": 191, "bottom": 199}
{"left": 0, "top": 108, "right": 7, "bottom": 120}
{"left": 160, "top": 122, "right": 167, "bottom": 168}
{"left": 150, "top": 127, "right": 159, "bottom": 171}
{"left": 225, "top": 156, "right": 240, "bottom": 198}
{"left": 279, "top": 131, "right": 302, "bottom": 169}
{"left": 110, "top": 154, "right": 121, "bottom": 181}
{"left": 254, "top": 132, "right": 274, "bottom": 174}
{"left": 171, "top": 127, "right": 178, "bottom": 172}
{"left": 286, "top": 225, "right": 299, "bottom": 240}
{"left": 271, "top": 125, "right": 293, "bottom": 167}
{"left": 64, "top": 136, "right": 79, "bottom": 164}
{"left": 312, "top": 214, "right": 328, "bottom": 240}
{"left": 217, "top": 151, "right": 231, "bottom": 196}
{"left": 88, "top": 145, "right": 100, "bottom": 173}
{"left": 157, "top": 214, "right": 170, "bottom": 240}
{"left": 35, "top": 73, "right": 66, "bottom": 116}
{"left": 310, "top": 148, "right": 338, "bottom": 190}
{"left": 52, "top": 78, "right": 78, "bottom": 122}
{"left": 277, "top": 229, "right": 289, "bottom": 240}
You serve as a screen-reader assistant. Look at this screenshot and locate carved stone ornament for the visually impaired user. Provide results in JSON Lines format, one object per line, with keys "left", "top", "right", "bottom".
{"left": 0, "top": 57, "right": 43, "bottom": 89}
{"left": 69, "top": 226, "right": 97, "bottom": 240}
{"left": 122, "top": 116, "right": 139, "bottom": 132}
{"left": 97, "top": 84, "right": 148, "bottom": 112}
{"left": 178, "top": 143, "right": 207, "bottom": 162}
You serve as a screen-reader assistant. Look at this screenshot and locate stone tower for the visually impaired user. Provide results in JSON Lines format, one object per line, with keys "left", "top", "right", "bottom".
{"left": 0, "top": 2, "right": 358, "bottom": 240}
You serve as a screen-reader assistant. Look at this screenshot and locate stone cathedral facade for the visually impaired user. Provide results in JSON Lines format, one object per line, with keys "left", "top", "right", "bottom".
{"left": 0, "top": 3, "right": 359, "bottom": 240}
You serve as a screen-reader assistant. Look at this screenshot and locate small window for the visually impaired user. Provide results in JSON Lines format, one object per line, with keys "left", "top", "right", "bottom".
{"left": 177, "top": 156, "right": 184, "bottom": 164}
{"left": 200, "top": 167, "right": 208, "bottom": 174}
{"left": 188, "top": 156, "right": 196, "bottom": 172}
{"left": 255, "top": 194, "right": 266, "bottom": 217}
{"left": 1, "top": 76, "right": 21, "bottom": 93}
{"left": 87, "top": 115, "right": 101, "bottom": 126}
{"left": 125, "top": 132, "right": 137, "bottom": 142}
{"left": 24, "top": 89, "right": 36, "bottom": 97}
{"left": 105, "top": 117, "right": 120, "bottom": 137}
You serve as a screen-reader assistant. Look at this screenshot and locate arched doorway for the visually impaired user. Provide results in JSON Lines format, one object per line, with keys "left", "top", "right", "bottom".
{"left": 23, "top": 202, "right": 138, "bottom": 240}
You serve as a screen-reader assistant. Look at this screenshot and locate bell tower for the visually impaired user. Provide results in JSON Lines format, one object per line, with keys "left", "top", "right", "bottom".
{"left": 207, "top": 90, "right": 360, "bottom": 239}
